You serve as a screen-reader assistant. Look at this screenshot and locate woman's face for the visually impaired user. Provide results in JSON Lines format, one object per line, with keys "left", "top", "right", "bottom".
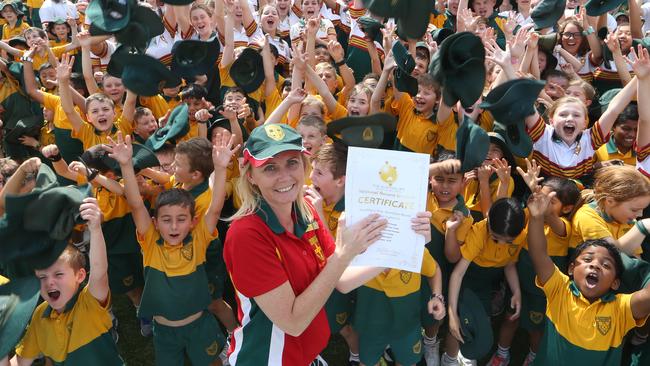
{"left": 560, "top": 23, "right": 583, "bottom": 55}
{"left": 191, "top": 8, "right": 212, "bottom": 37}
{"left": 261, "top": 5, "right": 279, "bottom": 34}
{"left": 248, "top": 151, "right": 305, "bottom": 208}
{"left": 102, "top": 76, "right": 125, "bottom": 104}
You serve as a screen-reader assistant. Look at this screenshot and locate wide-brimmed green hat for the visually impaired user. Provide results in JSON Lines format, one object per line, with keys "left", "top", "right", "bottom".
{"left": 393, "top": 68, "right": 419, "bottom": 97}
{"left": 160, "top": 0, "right": 193, "bottom": 6}
{"left": 362, "top": 0, "right": 405, "bottom": 19}
{"left": 230, "top": 47, "right": 265, "bottom": 94}
{"left": 479, "top": 78, "right": 545, "bottom": 125}
{"left": 458, "top": 288, "right": 494, "bottom": 359}
{"left": 599, "top": 88, "right": 621, "bottom": 114}
{"left": 430, "top": 32, "right": 485, "bottom": 108}
{"left": 109, "top": 50, "right": 179, "bottom": 97}
{"left": 0, "top": 276, "right": 40, "bottom": 359}
{"left": 46, "top": 18, "right": 70, "bottom": 35}
{"left": 23, "top": 185, "right": 90, "bottom": 241}
{"left": 171, "top": 36, "right": 221, "bottom": 80}
{"left": 585, "top": 0, "right": 626, "bottom": 16}
{"left": 430, "top": 27, "right": 454, "bottom": 45}
{"left": 90, "top": 4, "right": 163, "bottom": 51}
{"left": 395, "top": 0, "right": 434, "bottom": 39}
{"left": 145, "top": 103, "right": 190, "bottom": 151}
{"left": 531, "top": 0, "right": 566, "bottom": 30}
{"left": 7, "top": 36, "right": 27, "bottom": 49}
{"left": 492, "top": 120, "right": 532, "bottom": 158}
{"left": 358, "top": 16, "right": 384, "bottom": 43}
{"left": 537, "top": 33, "right": 558, "bottom": 53}
{"left": 207, "top": 109, "right": 231, "bottom": 138}
{"left": 242, "top": 124, "right": 306, "bottom": 167}
{"left": 488, "top": 131, "right": 516, "bottom": 165}
{"left": 456, "top": 117, "right": 489, "bottom": 173}
{"left": 392, "top": 40, "right": 415, "bottom": 75}
{"left": 86, "top": 0, "right": 133, "bottom": 33}
{"left": 0, "top": 0, "right": 24, "bottom": 18}
{"left": 4, "top": 116, "right": 42, "bottom": 144}
{"left": 327, "top": 113, "right": 397, "bottom": 148}
{"left": 91, "top": 142, "right": 159, "bottom": 174}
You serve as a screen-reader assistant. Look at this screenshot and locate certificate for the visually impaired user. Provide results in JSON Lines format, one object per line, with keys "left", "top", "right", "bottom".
{"left": 345, "top": 147, "right": 429, "bottom": 272}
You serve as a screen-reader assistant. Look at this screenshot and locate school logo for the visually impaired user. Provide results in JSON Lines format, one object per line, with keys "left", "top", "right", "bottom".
{"left": 426, "top": 130, "right": 436, "bottom": 142}
{"left": 205, "top": 341, "right": 220, "bottom": 356}
{"left": 362, "top": 127, "right": 374, "bottom": 141}
{"left": 336, "top": 312, "right": 348, "bottom": 325}
{"left": 122, "top": 275, "right": 134, "bottom": 287}
{"left": 412, "top": 340, "right": 422, "bottom": 354}
{"left": 208, "top": 283, "right": 215, "bottom": 295}
{"left": 181, "top": 244, "right": 194, "bottom": 261}
{"left": 529, "top": 311, "right": 543, "bottom": 325}
{"left": 399, "top": 271, "right": 412, "bottom": 284}
{"left": 379, "top": 162, "right": 398, "bottom": 186}
{"left": 308, "top": 236, "right": 325, "bottom": 262}
{"left": 264, "top": 124, "right": 285, "bottom": 141}
{"left": 328, "top": 216, "right": 338, "bottom": 232}
{"left": 595, "top": 316, "right": 611, "bottom": 335}
{"left": 508, "top": 245, "right": 519, "bottom": 256}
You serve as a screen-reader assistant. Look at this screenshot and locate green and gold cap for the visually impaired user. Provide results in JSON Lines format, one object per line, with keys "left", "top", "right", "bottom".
{"left": 242, "top": 124, "right": 307, "bottom": 167}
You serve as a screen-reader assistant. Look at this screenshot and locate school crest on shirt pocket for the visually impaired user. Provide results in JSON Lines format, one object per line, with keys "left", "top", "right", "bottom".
{"left": 529, "top": 311, "right": 543, "bottom": 325}
{"left": 412, "top": 340, "right": 422, "bottom": 354}
{"left": 426, "top": 130, "right": 436, "bottom": 142}
{"left": 181, "top": 244, "right": 194, "bottom": 261}
{"left": 122, "top": 275, "right": 134, "bottom": 287}
{"left": 205, "top": 341, "right": 220, "bottom": 356}
{"left": 399, "top": 271, "right": 412, "bottom": 284}
{"left": 595, "top": 316, "right": 611, "bottom": 335}
{"left": 336, "top": 312, "right": 348, "bottom": 325}
{"left": 508, "top": 245, "right": 518, "bottom": 256}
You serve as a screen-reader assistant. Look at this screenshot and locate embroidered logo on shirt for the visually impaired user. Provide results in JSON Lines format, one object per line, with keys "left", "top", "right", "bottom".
{"left": 122, "top": 275, "right": 134, "bottom": 287}
{"left": 181, "top": 244, "right": 194, "bottom": 261}
{"left": 399, "top": 271, "right": 412, "bottom": 284}
{"left": 206, "top": 341, "right": 220, "bottom": 356}
{"left": 308, "top": 235, "right": 325, "bottom": 262}
{"left": 529, "top": 311, "right": 543, "bottom": 324}
{"left": 508, "top": 244, "right": 519, "bottom": 256}
{"left": 336, "top": 312, "right": 348, "bottom": 325}
{"left": 412, "top": 340, "right": 422, "bottom": 354}
{"left": 595, "top": 316, "right": 611, "bottom": 335}
{"left": 427, "top": 130, "right": 436, "bottom": 142}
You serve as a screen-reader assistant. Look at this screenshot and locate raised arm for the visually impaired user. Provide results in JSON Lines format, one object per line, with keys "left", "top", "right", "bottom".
{"left": 631, "top": 286, "right": 650, "bottom": 320}
{"left": 173, "top": 4, "right": 192, "bottom": 37}
{"left": 304, "top": 64, "right": 338, "bottom": 114}
{"left": 0, "top": 40, "right": 22, "bottom": 57}
{"left": 526, "top": 189, "right": 556, "bottom": 285}
{"left": 238, "top": 0, "right": 256, "bottom": 32}
{"left": 598, "top": 76, "right": 637, "bottom": 133}
{"left": 633, "top": 46, "right": 650, "bottom": 148}
{"left": 106, "top": 133, "right": 152, "bottom": 235}
{"left": 80, "top": 197, "right": 110, "bottom": 304}
{"left": 265, "top": 88, "right": 307, "bottom": 124}
{"left": 205, "top": 133, "right": 240, "bottom": 229}
{"left": 605, "top": 33, "right": 632, "bottom": 85}
{"left": 370, "top": 51, "right": 395, "bottom": 113}
{"left": 21, "top": 47, "right": 45, "bottom": 104}
{"left": 57, "top": 54, "right": 85, "bottom": 133}
{"left": 0, "top": 158, "right": 41, "bottom": 216}
{"left": 444, "top": 211, "right": 465, "bottom": 263}
{"left": 220, "top": 10, "right": 235, "bottom": 68}
{"left": 328, "top": 40, "right": 354, "bottom": 101}
{"left": 260, "top": 35, "right": 277, "bottom": 99}
{"left": 78, "top": 32, "right": 101, "bottom": 95}
{"left": 122, "top": 89, "right": 137, "bottom": 127}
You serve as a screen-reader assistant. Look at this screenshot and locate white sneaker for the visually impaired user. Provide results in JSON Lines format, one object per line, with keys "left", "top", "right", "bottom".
{"left": 440, "top": 352, "right": 459, "bottom": 366}
{"left": 457, "top": 351, "right": 478, "bottom": 366}
{"left": 423, "top": 339, "right": 440, "bottom": 366}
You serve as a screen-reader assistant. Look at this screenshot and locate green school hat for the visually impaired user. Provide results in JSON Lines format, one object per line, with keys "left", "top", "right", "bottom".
{"left": 392, "top": 40, "right": 415, "bottom": 75}
{"left": 537, "top": 33, "right": 558, "bottom": 53}
{"left": 492, "top": 120, "right": 532, "bottom": 158}
{"left": 206, "top": 109, "right": 231, "bottom": 138}
{"left": 0, "top": 0, "right": 24, "bottom": 19}
{"left": 429, "top": 32, "right": 485, "bottom": 108}
{"left": 488, "top": 131, "right": 517, "bottom": 165}
{"left": 531, "top": 0, "right": 566, "bottom": 30}
{"left": 584, "top": 0, "right": 626, "bottom": 16}
{"left": 395, "top": 0, "right": 434, "bottom": 39}
{"left": 455, "top": 117, "right": 489, "bottom": 173}
{"left": 84, "top": 142, "right": 159, "bottom": 175}
{"left": 86, "top": 0, "right": 133, "bottom": 33}
{"left": 4, "top": 116, "right": 43, "bottom": 144}
{"left": 358, "top": 16, "right": 384, "bottom": 43}
{"left": 7, "top": 36, "right": 27, "bottom": 49}
{"left": 242, "top": 124, "right": 306, "bottom": 167}
{"left": 160, "top": 0, "right": 194, "bottom": 6}
{"left": 90, "top": 4, "right": 163, "bottom": 51}
{"left": 109, "top": 51, "right": 179, "bottom": 97}
{"left": 0, "top": 276, "right": 40, "bottom": 359}
{"left": 458, "top": 288, "right": 494, "bottom": 359}
{"left": 171, "top": 36, "right": 221, "bottom": 80}
{"left": 230, "top": 47, "right": 265, "bottom": 94}
{"left": 393, "top": 68, "right": 419, "bottom": 97}
{"left": 362, "top": 0, "right": 404, "bottom": 19}
{"left": 326, "top": 113, "right": 397, "bottom": 148}
{"left": 430, "top": 27, "right": 454, "bottom": 45}
{"left": 598, "top": 88, "right": 621, "bottom": 113}
{"left": 145, "top": 103, "right": 190, "bottom": 151}
{"left": 619, "top": 253, "right": 650, "bottom": 293}
{"left": 479, "top": 78, "right": 545, "bottom": 125}
{"left": 23, "top": 184, "right": 90, "bottom": 241}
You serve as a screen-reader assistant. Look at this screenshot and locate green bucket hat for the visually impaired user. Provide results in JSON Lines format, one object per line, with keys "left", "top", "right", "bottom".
{"left": 171, "top": 37, "right": 221, "bottom": 80}
{"left": 430, "top": 27, "right": 454, "bottom": 45}
{"left": 95, "top": 142, "right": 159, "bottom": 174}
{"left": 362, "top": 0, "right": 405, "bottom": 18}
{"left": 455, "top": 117, "right": 489, "bottom": 173}
{"left": 0, "top": 0, "right": 24, "bottom": 19}
{"left": 0, "top": 276, "right": 40, "bottom": 359}
{"left": 537, "top": 33, "right": 558, "bottom": 53}
{"left": 46, "top": 18, "right": 70, "bottom": 35}
{"left": 392, "top": 40, "right": 415, "bottom": 75}
{"left": 599, "top": 88, "right": 621, "bottom": 113}
{"left": 395, "top": 0, "right": 434, "bottom": 39}
{"left": 327, "top": 113, "right": 397, "bottom": 148}
{"left": 160, "top": 0, "right": 193, "bottom": 6}
{"left": 109, "top": 50, "right": 179, "bottom": 97}
{"left": 488, "top": 131, "right": 516, "bottom": 166}
{"left": 393, "top": 68, "right": 419, "bottom": 97}
{"left": 22, "top": 185, "right": 90, "bottom": 241}
{"left": 4, "top": 116, "right": 43, "bottom": 144}
{"left": 585, "top": 0, "right": 626, "bottom": 16}
{"left": 145, "top": 103, "right": 190, "bottom": 151}
{"left": 206, "top": 109, "right": 231, "bottom": 138}
{"left": 90, "top": 4, "right": 163, "bottom": 51}
{"left": 492, "top": 120, "right": 532, "bottom": 158}
{"left": 230, "top": 47, "right": 265, "bottom": 94}
{"left": 479, "top": 78, "right": 545, "bottom": 125}
{"left": 242, "top": 124, "right": 306, "bottom": 167}
{"left": 86, "top": 0, "right": 133, "bottom": 33}
{"left": 531, "top": 0, "right": 566, "bottom": 30}
{"left": 429, "top": 32, "right": 485, "bottom": 108}
{"left": 458, "top": 288, "right": 494, "bottom": 360}
{"left": 7, "top": 36, "right": 27, "bottom": 49}
{"left": 358, "top": 16, "right": 384, "bottom": 43}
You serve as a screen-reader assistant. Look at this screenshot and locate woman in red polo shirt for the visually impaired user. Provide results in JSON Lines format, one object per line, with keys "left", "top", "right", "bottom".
{"left": 223, "top": 124, "right": 391, "bottom": 366}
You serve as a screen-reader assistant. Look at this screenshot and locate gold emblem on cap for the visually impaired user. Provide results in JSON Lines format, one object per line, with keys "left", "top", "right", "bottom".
{"left": 264, "top": 124, "right": 285, "bottom": 141}
{"left": 362, "top": 127, "right": 374, "bottom": 141}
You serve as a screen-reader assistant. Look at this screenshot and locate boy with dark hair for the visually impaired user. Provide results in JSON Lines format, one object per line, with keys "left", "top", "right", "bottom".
{"left": 526, "top": 189, "right": 650, "bottom": 366}
{"left": 180, "top": 83, "right": 209, "bottom": 141}
{"left": 108, "top": 131, "right": 239, "bottom": 366}
{"left": 13, "top": 198, "right": 124, "bottom": 365}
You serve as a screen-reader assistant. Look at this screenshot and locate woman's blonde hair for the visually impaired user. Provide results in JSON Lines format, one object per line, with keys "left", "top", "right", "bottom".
{"left": 228, "top": 154, "right": 313, "bottom": 222}
{"left": 593, "top": 165, "right": 650, "bottom": 210}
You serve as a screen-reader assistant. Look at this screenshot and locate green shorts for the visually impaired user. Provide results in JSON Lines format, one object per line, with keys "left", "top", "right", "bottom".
{"left": 206, "top": 239, "right": 226, "bottom": 300}
{"left": 152, "top": 312, "right": 225, "bottom": 366}
{"left": 359, "top": 325, "right": 422, "bottom": 366}
{"left": 462, "top": 263, "right": 504, "bottom": 313}
{"left": 325, "top": 289, "right": 355, "bottom": 333}
{"left": 419, "top": 281, "right": 436, "bottom": 328}
{"left": 107, "top": 252, "right": 144, "bottom": 294}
